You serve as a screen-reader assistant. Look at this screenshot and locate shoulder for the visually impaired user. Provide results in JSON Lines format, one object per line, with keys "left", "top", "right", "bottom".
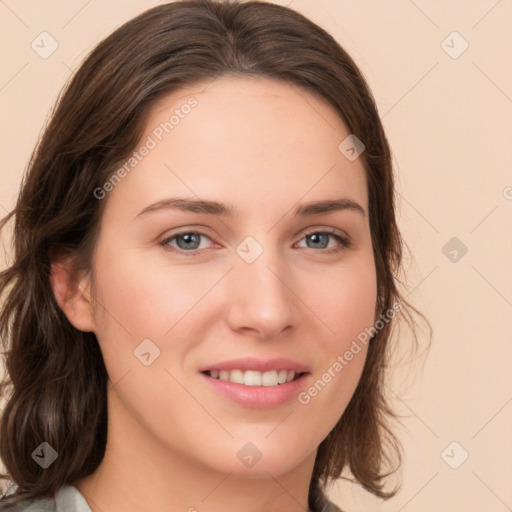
{"left": 0, "top": 496, "right": 54, "bottom": 511}
{"left": 320, "top": 499, "right": 345, "bottom": 512}
{"left": 0, "top": 485, "right": 90, "bottom": 512}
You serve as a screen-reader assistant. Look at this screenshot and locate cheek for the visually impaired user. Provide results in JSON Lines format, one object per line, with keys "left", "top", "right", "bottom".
{"left": 302, "top": 256, "right": 378, "bottom": 345}
{"left": 334, "top": 270, "right": 377, "bottom": 340}
{"left": 294, "top": 257, "right": 376, "bottom": 417}
{"left": 90, "top": 245, "right": 217, "bottom": 371}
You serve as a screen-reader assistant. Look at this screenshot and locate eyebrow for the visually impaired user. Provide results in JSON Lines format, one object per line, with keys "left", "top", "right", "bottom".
{"left": 134, "top": 197, "right": 366, "bottom": 219}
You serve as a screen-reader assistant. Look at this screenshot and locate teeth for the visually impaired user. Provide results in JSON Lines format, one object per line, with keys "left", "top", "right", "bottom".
{"left": 244, "top": 370, "right": 261, "bottom": 386}
{"left": 230, "top": 369, "right": 244, "bottom": 384}
{"left": 207, "top": 369, "right": 300, "bottom": 386}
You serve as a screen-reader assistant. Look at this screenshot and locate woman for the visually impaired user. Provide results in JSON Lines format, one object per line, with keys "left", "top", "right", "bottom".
{"left": 0, "top": 1, "right": 428, "bottom": 511}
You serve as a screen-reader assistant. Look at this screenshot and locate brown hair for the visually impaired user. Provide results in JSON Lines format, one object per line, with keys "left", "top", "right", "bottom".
{"left": 0, "top": 0, "right": 430, "bottom": 509}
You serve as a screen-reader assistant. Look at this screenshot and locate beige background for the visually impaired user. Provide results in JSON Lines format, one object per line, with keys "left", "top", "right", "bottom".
{"left": 1, "top": 1, "right": 511, "bottom": 511}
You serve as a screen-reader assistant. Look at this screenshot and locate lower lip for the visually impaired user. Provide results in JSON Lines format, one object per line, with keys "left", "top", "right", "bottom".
{"left": 199, "top": 372, "right": 310, "bottom": 408}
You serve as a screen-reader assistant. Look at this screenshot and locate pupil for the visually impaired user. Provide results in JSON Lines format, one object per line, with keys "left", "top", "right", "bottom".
{"left": 178, "top": 233, "right": 200, "bottom": 250}
{"left": 309, "top": 233, "right": 327, "bottom": 249}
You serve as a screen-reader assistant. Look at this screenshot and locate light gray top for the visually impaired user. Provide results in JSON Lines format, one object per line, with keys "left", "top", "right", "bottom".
{"left": 0, "top": 485, "right": 344, "bottom": 512}
{"left": 0, "top": 486, "right": 90, "bottom": 511}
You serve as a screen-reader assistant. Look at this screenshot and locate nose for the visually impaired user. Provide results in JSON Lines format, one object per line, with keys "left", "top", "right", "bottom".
{"left": 225, "top": 247, "right": 298, "bottom": 340}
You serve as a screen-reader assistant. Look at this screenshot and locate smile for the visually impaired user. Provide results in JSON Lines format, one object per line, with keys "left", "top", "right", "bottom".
{"left": 203, "top": 369, "right": 305, "bottom": 386}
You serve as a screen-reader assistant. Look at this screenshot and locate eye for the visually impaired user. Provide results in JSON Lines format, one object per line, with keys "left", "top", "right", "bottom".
{"left": 295, "top": 230, "right": 351, "bottom": 254}
{"left": 160, "top": 231, "right": 215, "bottom": 254}
{"left": 159, "top": 228, "right": 351, "bottom": 256}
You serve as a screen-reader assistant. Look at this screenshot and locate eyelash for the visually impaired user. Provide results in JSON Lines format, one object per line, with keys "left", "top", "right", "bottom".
{"left": 159, "top": 229, "right": 352, "bottom": 256}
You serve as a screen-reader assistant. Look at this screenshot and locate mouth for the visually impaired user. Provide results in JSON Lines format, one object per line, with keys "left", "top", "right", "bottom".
{"left": 199, "top": 368, "right": 311, "bottom": 408}
{"left": 201, "top": 369, "right": 308, "bottom": 386}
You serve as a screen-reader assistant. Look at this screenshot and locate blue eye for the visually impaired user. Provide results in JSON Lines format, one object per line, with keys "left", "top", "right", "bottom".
{"left": 160, "top": 229, "right": 351, "bottom": 255}
{"left": 160, "top": 232, "right": 212, "bottom": 253}
{"left": 297, "top": 230, "right": 351, "bottom": 253}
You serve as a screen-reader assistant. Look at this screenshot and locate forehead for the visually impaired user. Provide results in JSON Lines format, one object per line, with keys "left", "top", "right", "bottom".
{"left": 102, "top": 75, "right": 368, "bottom": 219}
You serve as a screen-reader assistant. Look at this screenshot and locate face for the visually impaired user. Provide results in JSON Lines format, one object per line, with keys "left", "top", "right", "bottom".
{"left": 82, "top": 76, "right": 377, "bottom": 477}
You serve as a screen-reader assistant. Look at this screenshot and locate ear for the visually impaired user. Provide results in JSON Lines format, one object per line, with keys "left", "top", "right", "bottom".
{"left": 49, "top": 250, "right": 96, "bottom": 333}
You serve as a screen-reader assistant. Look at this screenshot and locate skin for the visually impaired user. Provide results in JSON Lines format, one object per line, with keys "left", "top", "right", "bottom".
{"left": 50, "top": 75, "right": 378, "bottom": 512}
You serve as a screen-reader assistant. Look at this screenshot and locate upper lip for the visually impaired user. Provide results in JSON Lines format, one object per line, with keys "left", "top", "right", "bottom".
{"left": 199, "top": 357, "right": 310, "bottom": 374}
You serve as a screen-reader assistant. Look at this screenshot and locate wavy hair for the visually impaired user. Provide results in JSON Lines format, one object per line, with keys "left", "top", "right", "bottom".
{"left": 0, "top": 0, "right": 430, "bottom": 509}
